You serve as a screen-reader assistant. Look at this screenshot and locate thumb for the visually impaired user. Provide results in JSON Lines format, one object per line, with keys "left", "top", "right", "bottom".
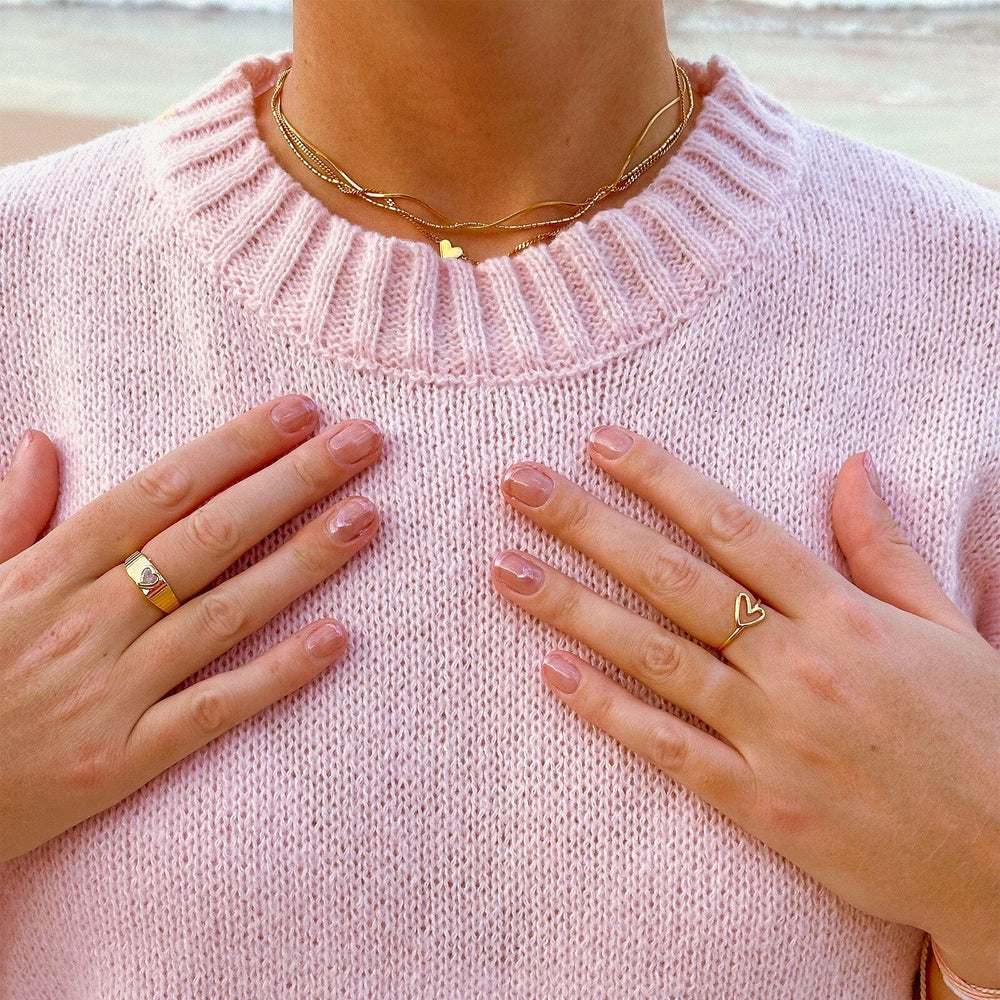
{"left": 830, "top": 451, "right": 974, "bottom": 634}
{"left": 0, "top": 429, "right": 61, "bottom": 563}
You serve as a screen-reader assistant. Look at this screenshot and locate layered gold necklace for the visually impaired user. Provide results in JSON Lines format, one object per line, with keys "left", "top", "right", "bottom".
{"left": 270, "top": 54, "right": 694, "bottom": 265}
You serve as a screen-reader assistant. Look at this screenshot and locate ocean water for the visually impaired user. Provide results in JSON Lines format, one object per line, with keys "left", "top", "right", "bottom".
{"left": 2, "top": 0, "right": 1000, "bottom": 43}
{"left": 0, "top": 0, "right": 995, "bottom": 8}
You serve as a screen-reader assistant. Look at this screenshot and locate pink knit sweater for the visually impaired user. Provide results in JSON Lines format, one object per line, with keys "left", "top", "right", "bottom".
{"left": 1, "top": 48, "right": 998, "bottom": 999}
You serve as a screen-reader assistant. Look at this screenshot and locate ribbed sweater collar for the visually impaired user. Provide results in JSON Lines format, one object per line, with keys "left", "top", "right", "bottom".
{"left": 146, "top": 48, "right": 803, "bottom": 384}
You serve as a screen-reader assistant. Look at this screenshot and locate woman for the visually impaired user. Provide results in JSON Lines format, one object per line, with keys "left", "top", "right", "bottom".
{"left": 1, "top": 1, "right": 997, "bottom": 997}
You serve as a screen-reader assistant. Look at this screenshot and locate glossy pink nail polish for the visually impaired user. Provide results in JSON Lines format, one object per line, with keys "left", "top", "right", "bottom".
{"left": 501, "top": 464, "right": 553, "bottom": 507}
{"left": 542, "top": 652, "right": 581, "bottom": 694}
{"left": 589, "top": 425, "right": 634, "bottom": 460}
{"left": 327, "top": 496, "right": 377, "bottom": 542}
{"left": 492, "top": 550, "right": 544, "bottom": 596}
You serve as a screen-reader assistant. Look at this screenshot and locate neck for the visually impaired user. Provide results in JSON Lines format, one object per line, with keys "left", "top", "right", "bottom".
{"left": 256, "top": 0, "right": 697, "bottom": 259}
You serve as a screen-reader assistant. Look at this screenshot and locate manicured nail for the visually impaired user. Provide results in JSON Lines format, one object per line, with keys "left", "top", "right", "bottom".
{"left": 863, "top": 452, "right": 883, "bottom": 499}
{"left": 492, "top": 550, "right": 544, "bottom": 596}
{"left": 327, "top": 496, "right": 377, "bottom": 542}
{"left": 542, "top": 651, "right": 581, "bottom": 695}
{"left": 12, "top": 429, "right": 33, "bottom": 465}
{"left": 589, "top": 425, "right": 634, "bottom": 460}
{"left": 270, "top": 394, "right": 319, "bottom": 433}
{"left": 328, "top": 420, "right": 381, "bottom": 464}
{"left": 305, "top": 621, "right": 348, "bottom": 659}
{"left": 501, "top": 464, "right": 553, "bottom": 507}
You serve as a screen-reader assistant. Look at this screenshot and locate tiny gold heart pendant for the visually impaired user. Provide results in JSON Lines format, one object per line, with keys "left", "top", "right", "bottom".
{"left": 439, "top": 239, "right": 464, "bottom": 259}
{"left": 735, "top": 591, "right": 766, "bottom": 628}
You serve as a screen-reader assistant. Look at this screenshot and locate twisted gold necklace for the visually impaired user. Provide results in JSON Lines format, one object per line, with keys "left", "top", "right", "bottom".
{"left": 270, "top": 54, "right": 694, "bottom": 265}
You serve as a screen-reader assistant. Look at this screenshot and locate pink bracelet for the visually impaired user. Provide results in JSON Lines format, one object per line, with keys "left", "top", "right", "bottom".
{"left": 931, "top": 937, "right": 1000, "bottom": 1000}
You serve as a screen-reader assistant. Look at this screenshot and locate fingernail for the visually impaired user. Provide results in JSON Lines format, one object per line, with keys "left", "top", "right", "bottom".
{"left": 270, "top": 394, "right": 319, "bottom": 433}
{"left": 327, "top": 496, "right": 377, "bottom": 542}
{"left": 12, "top": 429, "right": 33, "bottom": 465}
{"left": 501, "top": 464, "right": 553, "bottom": 507}
{"left": 305, "top": 620, "right": 348, "bottom": 659}
{"left": 542, "top": 651, "right": 581, "bottom": 695}
{"left": 492, "top": 550, "right": 544, "bottom": 596}
{"left": 589, "top": 425, "right": 634, "bottom": 460}
{"left": 863, "top": 452, "right": 882, "bottom": 499}
{"left": 328, "top": 420, "right": 381, "bottom": 464}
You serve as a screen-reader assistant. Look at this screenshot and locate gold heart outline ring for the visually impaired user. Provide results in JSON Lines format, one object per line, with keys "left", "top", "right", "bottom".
{"left": 718, "top": 590, "right": 766, "bottom": 650}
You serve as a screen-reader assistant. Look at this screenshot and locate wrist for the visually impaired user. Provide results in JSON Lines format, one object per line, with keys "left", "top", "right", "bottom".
{"left": 931, "top": 936, "right": 1000, "bottom": 995}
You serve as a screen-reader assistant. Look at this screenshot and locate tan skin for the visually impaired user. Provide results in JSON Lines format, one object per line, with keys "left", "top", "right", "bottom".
{"left": 3, "top": 2, "right": 995, "bottom": 994}
{"left": 253, "top": 0, "right": 703, "bottom": 262}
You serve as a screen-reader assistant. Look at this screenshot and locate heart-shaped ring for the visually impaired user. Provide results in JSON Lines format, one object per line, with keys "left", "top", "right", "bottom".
{"left": 718, "top": 590, "right": 767, "bottom": 651}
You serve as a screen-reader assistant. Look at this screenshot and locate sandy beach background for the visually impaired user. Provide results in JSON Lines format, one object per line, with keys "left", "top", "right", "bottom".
{"left": 0, "top": 0, "right": 998, "bottom": 189}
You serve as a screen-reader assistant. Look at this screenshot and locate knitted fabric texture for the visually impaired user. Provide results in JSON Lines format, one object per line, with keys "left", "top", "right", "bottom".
{"left": 1, "top": 48, "right": 998, "bottom": 1000}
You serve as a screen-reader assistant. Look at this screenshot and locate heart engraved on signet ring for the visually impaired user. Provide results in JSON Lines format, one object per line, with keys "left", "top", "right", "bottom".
{"left": 735, "top": 592, "right": 766, "bottom": 627}
{"left": 139, "top": 567, "right": 160, "bottom": 590}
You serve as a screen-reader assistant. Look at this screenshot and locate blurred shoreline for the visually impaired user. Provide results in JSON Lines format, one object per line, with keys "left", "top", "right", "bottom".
{"left": 0, "top": 2, "right": 997, "bottom": 189}
{"left": 0, "top": 109, "right": 134, "bottom": 166}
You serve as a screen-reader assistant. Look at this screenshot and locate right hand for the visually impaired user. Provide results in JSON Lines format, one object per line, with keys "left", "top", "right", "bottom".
{"left": 0, "top": 394, "right": 383, "bottom": 863}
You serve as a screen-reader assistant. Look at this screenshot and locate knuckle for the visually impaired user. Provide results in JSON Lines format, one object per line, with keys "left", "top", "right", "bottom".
{"left": 637, "top": 545, "right": 700, "bottom": 603}
{"left": 66, "top": 740, "right": 121, "bottom": 792}
{"left": 555, "top": 489, "right": 593, "bottom": 537}
{"left": 759, "top": 789, "right": 809, "bottom": 839}
{"left": 187, "top": 686, "right": 230, "bottom": 736}
{"left": 288, "top": 454, "right": 328, "bottom": 495}
{"left": 587, "top": 687, "right": 619, "bottom": 731}
{"left": 781, "top": 721, "right": 837, "bottom": 772}
{"left": 0, "top": 552, "right": 47, "bottom": 603}
{"left": 791, "top": 643, "right": 859, "bottom": 711}
{"left": 34, "top": 612, "right": 93, "bottom": 662}
{"left": 645, "top": 721, "right": 688, "bottom": 775}
{"left": 186, "top": 502, "right": 240, "bottom": 557}
{"left": 635, "top": 633, "right": 685, "bottom": 689}
{"left": 636, "top": 451, "right": 675, "bottom": 496}
{"left": 882, "top": 525, "right": 915, "bottom": 556}
{"left": 535, "top": 572, "right": 582, "bottom": 621}
{"left": 265, "top": 649, "right": 302, "bottom": 689}
{"left": 707, "top": 496, "right": 761, "bottom": 548}
{"left": 229, "top": 418, "right": 267, "bottom": 459}
{"left": 198, "top": 589, "right": 247, "bottom": 643}
{"left": 836, "top": 592, "right": 885, "bottom": 646}
{"left": 288, "top": 537, "right": 329, "bottom": 577}
{"left": 135, "top": 461, "right": 192, "bottom": 510}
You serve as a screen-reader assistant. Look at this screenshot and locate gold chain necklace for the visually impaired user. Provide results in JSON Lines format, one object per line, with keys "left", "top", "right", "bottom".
{"left": 269, "top": 54, "right": 694, "bottom": 265}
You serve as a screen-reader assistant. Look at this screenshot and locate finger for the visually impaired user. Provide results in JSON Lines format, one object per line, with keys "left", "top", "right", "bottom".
{"left": 0, "top": 430, "right": 60, "bottom": 562}
{"left": 585, "top": 427, "right": 847, "bottom": 618}
{"left": 831, "top": 452, "right": 976, "bottom": 635}
{"left": 123, "top": 617, "right": 349, "bottom": 790}
{"left": 106, "top": 416, "right": 382, "bottom": 633}
{"left": 539, "top": 648, "right": 756, "bottom": 827}
{"left": 499, "top": 462, "right": 785, "bottom": 655}
{"left": 41, "top": 394, "right": 323, "bottom": 584}
{"left": 122, "top": 493, "right": 378, "bottom": 705}
{"left": 490, "top": 548, "right": 768, "bottom": 744}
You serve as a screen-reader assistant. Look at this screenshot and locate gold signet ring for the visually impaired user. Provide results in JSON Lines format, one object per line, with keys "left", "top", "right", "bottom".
{"left": 124, "top": 550, "right": 181, "bottom": 614}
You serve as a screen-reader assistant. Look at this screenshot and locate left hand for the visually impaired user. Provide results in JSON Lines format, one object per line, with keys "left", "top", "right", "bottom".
{"left": 489, "top": 425, "right": 1000, "bottom": 986}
